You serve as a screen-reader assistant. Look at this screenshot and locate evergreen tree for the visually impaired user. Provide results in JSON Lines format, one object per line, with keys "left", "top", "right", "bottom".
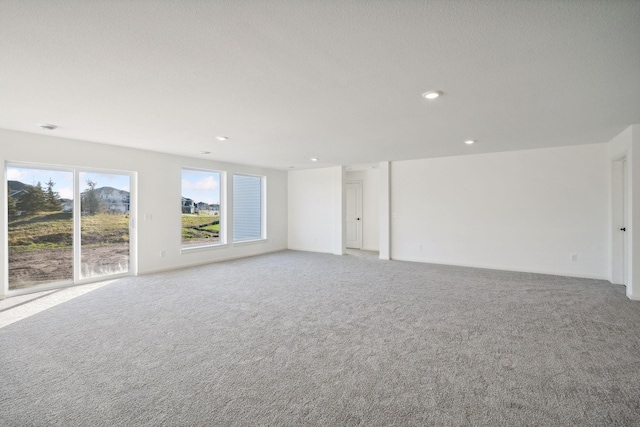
{"left": 82, "top": 179, "right": 101, "bottom": 215}
{"left": 17, "top": 182, "right": 46, "bottom": 214}
{"left": 7, "top": 194, "right": 17, "bottom": 216}
{"left": 44, "top": 178, "right": 62, "bottom": 212}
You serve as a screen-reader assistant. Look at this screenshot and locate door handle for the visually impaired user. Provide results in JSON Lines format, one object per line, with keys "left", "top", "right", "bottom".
{"left": 620, "top": 227, "right": 626, "bottom": 231}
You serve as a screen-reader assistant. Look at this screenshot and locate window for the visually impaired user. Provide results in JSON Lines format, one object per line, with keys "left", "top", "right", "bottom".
{"left": 7, "top": 166, "right": 74, "bottom": 289}
{"left": 233, "top": 174, "right": 264, "bottom": 242}
{"left": 181, "top": 168, "right": 223, "bottom": 247}
{"left": 79, "top": 172, "right": 131, "bottom": 279}
{"left": 6, "top": 164, "right": 134, "bottom": 293}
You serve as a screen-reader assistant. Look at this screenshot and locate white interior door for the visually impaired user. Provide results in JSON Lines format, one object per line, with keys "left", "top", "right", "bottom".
{"left": 346, "top": 181, "right": 362, "bottom": 249}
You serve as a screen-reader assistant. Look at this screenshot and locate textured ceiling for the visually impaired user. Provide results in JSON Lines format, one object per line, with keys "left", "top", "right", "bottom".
{"left": 1, "top": 0, "right": 639, "bottom": 170}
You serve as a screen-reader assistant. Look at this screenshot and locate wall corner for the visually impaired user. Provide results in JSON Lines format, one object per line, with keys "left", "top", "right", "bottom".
{"left": 379, "top": 161, "right": 390, "bottom": 260}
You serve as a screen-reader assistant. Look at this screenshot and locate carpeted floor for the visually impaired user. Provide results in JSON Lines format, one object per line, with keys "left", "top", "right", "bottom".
{"left": 1, "top": 250, "right": 639, "bottom": 426}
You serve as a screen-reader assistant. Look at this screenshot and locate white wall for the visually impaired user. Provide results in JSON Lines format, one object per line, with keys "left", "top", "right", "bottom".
{"left": 378, "top": 162, "right": 390, "bottom": 260}
{"left": 288, "top": 166, "right": 344, "bottom": 255}
{"left": 391, "top": 143, "right": 609, "bottom": 279}
{"left": 346, "top": 168, "right": 380, "bottom": 251}
{"left": 0, "top": 129, "right": 288, "bottom": 295}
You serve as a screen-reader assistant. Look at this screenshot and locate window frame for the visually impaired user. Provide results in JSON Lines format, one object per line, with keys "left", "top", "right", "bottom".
{"left": 180, "top": 167, "right": 226, "bottom": 251}
{"left": 4, "top": 161, "right": 137, "bottom": 298}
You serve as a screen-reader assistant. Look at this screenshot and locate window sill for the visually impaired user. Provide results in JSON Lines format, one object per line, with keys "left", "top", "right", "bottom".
{"left": 232, "top": 238, "right": 268, "bottom": 246}
{"left": 181, "top": 243, "right": 229, "bottom": 254}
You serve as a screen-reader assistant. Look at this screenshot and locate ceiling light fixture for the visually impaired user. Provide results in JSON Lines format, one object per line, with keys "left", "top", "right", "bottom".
{"left": 422, "top": 90, "right": 442, "bottom": 100}
{"left": 40, "top": 123, "right": 58, "bottom": 130}
{"left": 200, "top": 151, "right": 211, "bottom": 154}
{"left": 464, "top": 139, "right": 476, "bottom": 145}
{"left": 310, "top": 158, "right": 318, "bottom": 162}
{"left": 215, "top": 136, "right": 228, "bottom": 141}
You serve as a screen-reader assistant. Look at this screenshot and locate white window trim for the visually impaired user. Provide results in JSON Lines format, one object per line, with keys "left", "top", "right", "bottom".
{"left": 180, "top": 167, "right": 226, "bottom": 250}
{"left": 4, "top": 161, "right": 137, "bottom": 298}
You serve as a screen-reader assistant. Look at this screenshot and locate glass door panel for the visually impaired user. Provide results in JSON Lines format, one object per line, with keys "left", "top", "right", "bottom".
{"left": 79, "top": 172, "right": 131, "bottom": 279}
{"left": 7, "top": 167, "right": 74, "bottom": 290}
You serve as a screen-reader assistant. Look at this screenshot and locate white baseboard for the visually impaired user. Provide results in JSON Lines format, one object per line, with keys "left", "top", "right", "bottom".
{"left": 286, "top": 246, "right": 335, "bottom": 255}
{"left": 142, "top": 247, "right": 288, "bottom": 276}
{"left": 390, "top": 256, "right": 609, "bottom": 281}
{"left": 627, "top": 292, "right": 640, "bottom": 301}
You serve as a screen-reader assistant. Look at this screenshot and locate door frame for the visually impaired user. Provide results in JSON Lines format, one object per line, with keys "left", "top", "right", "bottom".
{"left": 611, "top": 155, "right": 629, "bottom": 286}
{"left": 4, "top": 161, "right": 137, "bottom": 298}
{"left": 75, "top": 167, "right": 137, "bottom": 285}
{"left": 346, "top": 180, "right": 363, "bottom": 249}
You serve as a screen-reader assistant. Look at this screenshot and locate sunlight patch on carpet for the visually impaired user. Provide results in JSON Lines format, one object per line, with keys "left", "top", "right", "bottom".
{"left": 0, "top": 281, "right": 114, "bottom": 329}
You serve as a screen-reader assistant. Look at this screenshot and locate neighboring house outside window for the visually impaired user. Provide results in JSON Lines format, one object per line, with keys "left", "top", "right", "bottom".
{"left": 181, "top": 168, "right": 224, "bottom": 247}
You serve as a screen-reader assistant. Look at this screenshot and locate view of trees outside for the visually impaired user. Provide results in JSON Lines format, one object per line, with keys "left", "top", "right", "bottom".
{"left": 7, "top": 167, "right": 131, "bottom": 289}
{"left": 182, "top": 169, "right": 221, "bottom": 246}
{"left": 7, "top": 165, "right": 228, "bottom": 288}
{"left": 7, "top": 167, "right": 74, "bottom": 289}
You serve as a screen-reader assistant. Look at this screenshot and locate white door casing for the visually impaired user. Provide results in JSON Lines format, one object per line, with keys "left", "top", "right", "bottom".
{"left": 612, "top": 158, "right": 628, "bottom": 285}
{"left": 346, "top": 181, "right": 362, "bottom": 249}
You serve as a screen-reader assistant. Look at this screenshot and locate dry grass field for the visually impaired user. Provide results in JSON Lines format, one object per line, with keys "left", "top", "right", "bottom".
{"left": 8, "top": 212, "right": 130, "bottom": 289}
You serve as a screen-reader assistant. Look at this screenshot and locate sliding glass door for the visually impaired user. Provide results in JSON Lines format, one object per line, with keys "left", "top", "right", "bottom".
{"left": 7, "top": 166, "right": 74, "bottom": 290}
{"left": 79, "top": 172, "right": 131, "bottom": 279}
{"left": 6, "top": 164, "right": 134, "bottom": 293}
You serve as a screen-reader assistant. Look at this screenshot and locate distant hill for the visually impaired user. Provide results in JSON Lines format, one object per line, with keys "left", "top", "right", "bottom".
{"left": 8, "top": 180, "right": 28, "bottom": 192}
{"left": 10, "top": 181, "right": 130, "bottom": 195}
{"left": 8, "top": 181, "right": 131, "bottom": 214}
{"left": 10, "top": 182, "right": 130, "bottom": 202}
{"left": 81, "top": 186, "right": 130, "bottom": 196}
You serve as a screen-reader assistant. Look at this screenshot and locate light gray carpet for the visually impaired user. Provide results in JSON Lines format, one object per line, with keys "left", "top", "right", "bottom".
{"left": 1, "top": 250, "right": 639, "bottom": 426}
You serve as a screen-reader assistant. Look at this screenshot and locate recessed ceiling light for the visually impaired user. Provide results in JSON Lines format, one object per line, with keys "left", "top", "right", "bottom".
{"left": 422, "top": 90, "right": 442, "bottom": 100}
{"left": 310, "top": 158, "right": 318, "bottom": 162}
{"left": 200, "top": 151, "right": 211, "bottom": 154}
{"left": 215, "top": 136, "right": 228, "bottom": 141}
{"left": 464, "top": 139, "right": 476, "bottom": 145}
{"left": 40, "top": 123, "right": 58, "bottom": 130}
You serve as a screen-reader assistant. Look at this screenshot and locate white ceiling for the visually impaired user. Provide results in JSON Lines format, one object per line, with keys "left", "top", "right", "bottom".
{"left": 1, "top": 1, "right": 639, "bottom": 170}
